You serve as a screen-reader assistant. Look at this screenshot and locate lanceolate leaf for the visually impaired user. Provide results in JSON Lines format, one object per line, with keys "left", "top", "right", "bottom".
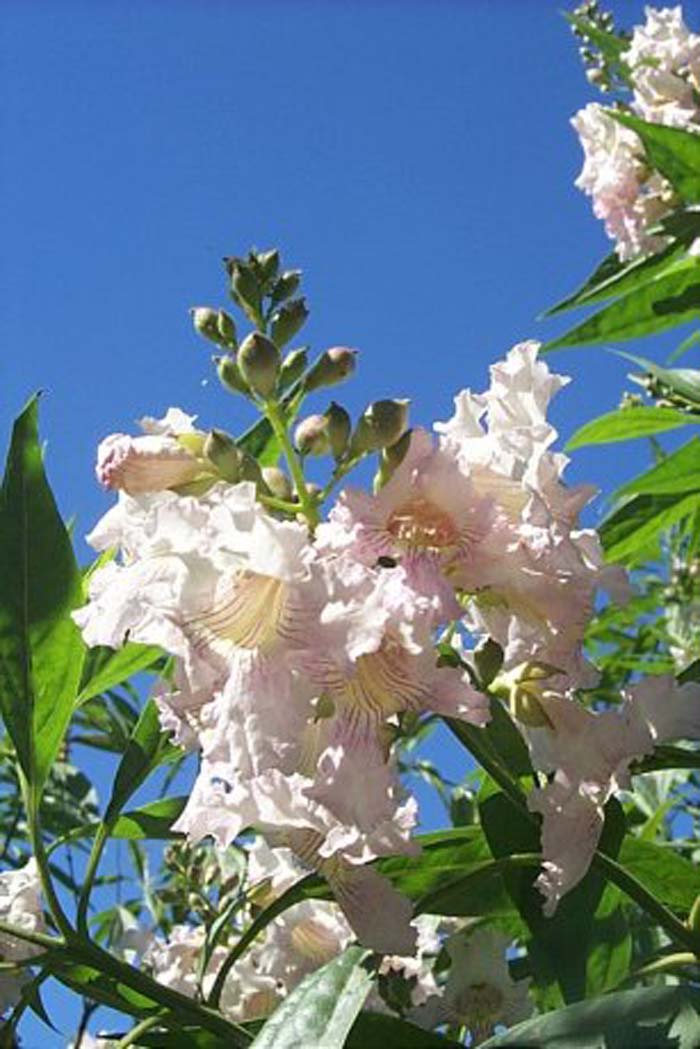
{"left": 103, "top": 699, "right": 180, "bottom": 825}
{"left": 615, "top": 438, "right": 700, "bottom": 498}
{"left": 250, "top": 946, "right": 371, "bottom": 1049}
{"left": 345, "top": 1013, "right": 462, "bottom": 1048}
{"left": 600, "top": 492, "right": 700, "bottom": 563}
{"left": 566, "top": 406, "right": 700, "bottom": 450}
{"left": 544, "top": 241, "right": 684, "bottom": 317}
{"left": 611, "top": 112, "right": 700, "bottom": 203}
{"left": 78, "top": 642, "right": 164, "bottom": 704}
{"left": 480, "top": 985, "right": 700, "bottom": 1048}
{"left": 617, "top": 838, "right": 699, "bottom": 912}
{"left": 542, "top": 258, "right": 700, "bottom": 351}
{"left": 0, "top": 397, "right": 85, "bottom": 794}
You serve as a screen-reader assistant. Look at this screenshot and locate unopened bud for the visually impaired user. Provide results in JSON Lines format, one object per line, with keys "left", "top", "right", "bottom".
{"left": 374, "top": 428, "right": 412, "bottom": 489}
{"left": 216, "top": 355, "right": 250, "bottom": 396}
{"left": 254, "top": 248, "right": 280, "bottom": 286}
{"left": 224, "top": 256, "right": 262, "bottom": 324}
{"left": 270, "top": 270, "right": 302, "bottom": 306}
{"left": 240, "top": 452, "right": 264, "bottom": 486}
{"left": 176, "top": 432, "right": 206, "bottom": 457}
{"left": 262, "top": 466, "right": 293, "bottom": 501}
{"left": 324, "top": 402, "right": 351, "bottom": 460}
{"left": 279, "top": 348, "right": 309, "bottom": 391}
{"left": 191, "top": 307, "right": 237, "bottom": 348}
{"left": 351, "top": 399, "right": 410, "bottom": 455}
{"left": 270, "top": 298, "right": 309, "bottom": 348}
{"left": 204, "top": 429, "right": 243, "bottom": 483}
{"left": 304, "top": 347, "right": 357, "bottom": 393}
{"left": 294, "top": 414, "right": 330, "bottom": 457}
{"left": 237, "top": 332, "right": 281, "bottom": 399}
{"left": 473, "top": 638, "right": 504, "bottom": 690}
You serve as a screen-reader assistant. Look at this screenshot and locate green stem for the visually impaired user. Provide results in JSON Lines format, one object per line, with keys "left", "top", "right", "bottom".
{"left": 208, "top": 873, "right": 320, "bottom": 1009}
{"left": 76, "top": 824, "right": 109, "bottom": 934}
{"left": 115, "top": 1015, "right": 165, "bottom": 1048}
{"left": 264, "top": 400, "right": 319, "bottom": 528}
{"left": 258, "top": 493, "right": 301, "bottom": 516}
{"left": 19, "top": 771, "right": 73, "bottom": 940}
{"left": 445, "top": 717, "right": 700, "bottom": 955}
{"left": 0, "top": 917, "right": 63, "bottom": 952}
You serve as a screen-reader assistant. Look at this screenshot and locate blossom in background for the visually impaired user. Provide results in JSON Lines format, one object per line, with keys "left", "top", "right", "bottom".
{"left": 573, "top": 6, "right": 700, "bottom": 260}
{"left": 412, "top": 926, "right": 532, "bottom": 1038}
{"left": 0, "top": 859, "right": 44, "bottom": 1015}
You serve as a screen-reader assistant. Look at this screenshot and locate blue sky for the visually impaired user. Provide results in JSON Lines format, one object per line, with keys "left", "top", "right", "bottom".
{"left": 2, "top": 1, "right": 695, "bottom": 1043}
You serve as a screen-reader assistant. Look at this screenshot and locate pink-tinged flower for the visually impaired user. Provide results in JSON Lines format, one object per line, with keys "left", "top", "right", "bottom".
{"left": 624, "top": 6, "right": 700, "bottom": 127}
{"left": 527, "top": 676, "right": 700, "bottom": 915}
{"left": 74, "top": 481, "right": 315, "bottom": 739}
{"left": 297, "top": 557, "right": 489, "bottom": 752}
{"left": 319, "top": 429, "right": 495, "bottom": 613}
{"left": 96, "top": 407, "right": 210, "bottom": 495}
{"left": 571, "top": 103, "right": 671, "bottom": 261}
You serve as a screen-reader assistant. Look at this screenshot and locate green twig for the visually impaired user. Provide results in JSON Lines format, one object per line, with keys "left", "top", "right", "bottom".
{"left": 115, "top": 1015, "right": 165, "bottom": 1048}
{"left": 264, "top": 400, "right": 319, "bottom": 528}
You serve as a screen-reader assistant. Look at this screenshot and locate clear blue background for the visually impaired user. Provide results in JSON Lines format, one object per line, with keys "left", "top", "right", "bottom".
{"left": 2, "top": 1, "right": 695, "bottom": 1043}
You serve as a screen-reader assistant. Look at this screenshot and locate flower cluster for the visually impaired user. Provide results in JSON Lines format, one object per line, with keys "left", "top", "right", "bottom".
{"left": 573, "top": 6, "right": 700, "bottom": 260}
{"left": 75, "top": 336, "right": 700, "bottom": 977}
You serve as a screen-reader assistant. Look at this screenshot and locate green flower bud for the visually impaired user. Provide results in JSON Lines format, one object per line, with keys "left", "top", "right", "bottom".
{"left": 176, "top": 432, "right": 207, "bottom": 457}
{"left": 216, "top": 355, "right": 250, "bottom": 396}
{"left": 294, "top": 414, "right": 330, "bottom": 457}
{"left": 239, "top": 452, "right": 264, "bottom": 486}
{"left": 237, "top": 332, "right": 281, "bottom": 399}
{"left": 191, "top": 307, "right": 236, "bottom": 348}
{"left": 224, "top": 256, "right": 262, "bottom": 324}
{"left": 262, "top": 466, "right": 293, "bottom": 501}
{"left": 304, "top": 347, "right": 357, "bottom": 393}
{"left": 271, "top": 298, "right": 309, "bottom": 348}
{"left": 473, "top": 637, "right": 504, "bottom": 690}
{"left": 374, "top": 428, "right": 412, "bottom": 489}
{"left": 324, "top": 402, "right": 352, "bottom": 460}
{"left": 351, "top": 398, "right": 410, "bottom": 455}
{"left": 204, "top": 429, "right": 243, "bottom": 483}
{"left": 254, "top": 248, "right": 280, "bottom": 286}
{"left": 270, "top": 269, "right": 302, "bottom": 306}
{"left": 279, "top": 347, "right": 309, "bottom": 391}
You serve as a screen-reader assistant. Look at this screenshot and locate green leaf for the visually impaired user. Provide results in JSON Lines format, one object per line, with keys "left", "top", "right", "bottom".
{"left": 250, "top": 946, "right": 371, "bottom": 1049}
{"left": 346, "top": 1012, "right": 462, "bottom": 1048}
{"left": 480, "top": 793, "right": 626, "bottom": 1005}
{"left": 635, "top": 743, "right": 700, "bottom": 774}
{"left": 585, "top": 885, "right": 631, "bottom": 995}
{"left": 611, "top": 112, "right": 700, "bottom": 204}
{"left": 544, "top": 241, "right": 684, "bottom": 317}
{"left": 0, "top": 397, "right": 85, "bottom": 795}
{"left": 236, "top": 382, "right": 305, "bottom": 467}
{"left": 617, "top": 838, "right": 699, "bottom": 912}
{"left": 615, "top": 350, "right": 700, "bottom": 407}
{"left": 112, "top": 796, "right": 187, "bottom": 839}
{"left": 103, "top": 699, "right": 180, "bottom": 825}
{"left": 481, "top": 985, "right": 700, "bottom": 1048}
{"left": 566, "top": 406, "right": 700, "bottom": 450}
{"left": 615, "top": 438, "right": 700, "bottom": 498}
{"left": 668, "top": 330, "right": 700, "bottom": 364}
{"left": 542, "top": 258, "right": 700, "bottom": 351}
{"left": 600, "top": 492, "right": 700, "bottom": 563}
{"left": 78, "top": 642, "right": 164, "bottom": 704}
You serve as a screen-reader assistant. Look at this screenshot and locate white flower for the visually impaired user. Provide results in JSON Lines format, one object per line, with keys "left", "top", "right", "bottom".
{"left": 527, "top": 677, "right": 700, "bottom": 915}
{"left": 624, "top": 6, "right": 700, "bottom": 126}
{"left": 96, "top": 407, "right": 208, "bottom": 494}
{"left": 0, "top": 859, "right": 44, "bottom": 1015}
{"left": 413, "top": 927, "right": 532, "bottom": 1036}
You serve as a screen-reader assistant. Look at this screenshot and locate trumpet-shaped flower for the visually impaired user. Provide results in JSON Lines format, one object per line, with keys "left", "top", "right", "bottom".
{"left": 96, "top": 407, "right": 211, "bottom": 495}
{"left": 527, "top": 676, "right": 700, "bottom": 914}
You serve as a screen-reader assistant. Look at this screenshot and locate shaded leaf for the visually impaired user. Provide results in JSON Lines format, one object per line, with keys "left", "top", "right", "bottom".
{"left": 617, "top": 838, "right": 699, "bottom": 912}
{"left": 346, "top": 1012, "right": 462, "bottom": 1048}
{"left": 78, "top": 642, "right": 164, "bottom": 704}
{"left": 103, "top": 699, "right": 180, "bottom": 825}
{"left": 480, "top": 793, "right": 626, "bottom": 1005}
